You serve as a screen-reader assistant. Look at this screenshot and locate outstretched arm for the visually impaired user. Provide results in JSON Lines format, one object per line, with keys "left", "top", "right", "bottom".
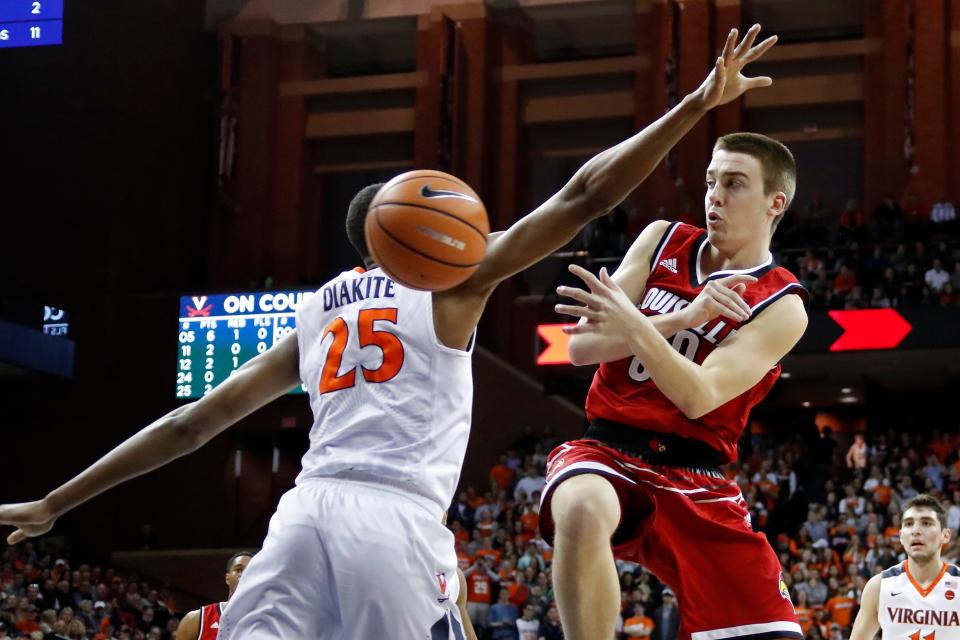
{"left": 434, "top": 25, "right": 778, "bottom": 349}
{"left": 0, "top": 331, "right": 302, "bottom": 545}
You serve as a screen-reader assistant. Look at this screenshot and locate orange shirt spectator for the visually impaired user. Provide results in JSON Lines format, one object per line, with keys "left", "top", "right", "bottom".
{"left": 520, "top": 511, "right": 539, "bottom": 535}
{"left": 467, "top": 571, "right": 494, "bottom": 604}
{"left": 490, "top": 457, "right": 515, "bottom": 491}
{"left": 476, "top": 547, "right": 502, "bottom": 566}
{"left": 507, "top": 581, "right": 530, "bottom": 608}
{"left": 826, "top": 594, "right": 857, "bottom": 628}
{"left": 834, "top": 266, "right": 857, "bottom": 296}
{"left": 873, "top": 483, "right": 892, "bottom": 507}
{"left": 624, "top": 614, "right": 655, "bottom": 637}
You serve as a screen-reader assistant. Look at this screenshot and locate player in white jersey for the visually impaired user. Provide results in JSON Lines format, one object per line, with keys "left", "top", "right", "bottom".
{"left": 849, "top": 494, "right": 960, "bottom": 640}
{"left": 0, "top": 45, "right": 761, "bottom": 637}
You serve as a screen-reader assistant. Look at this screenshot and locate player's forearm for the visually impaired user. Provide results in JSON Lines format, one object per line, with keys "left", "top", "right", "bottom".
{"left": 569, "top": 311, "right": 692, "bottom": 365}
{"left": 625, "top": 315, "right": 715, "bottom": 419}
{"left": 573, "top": 92, "right": 709, "bottom": 213}
{"left": 43, "top": 405, "right": 203, "bottom": 518}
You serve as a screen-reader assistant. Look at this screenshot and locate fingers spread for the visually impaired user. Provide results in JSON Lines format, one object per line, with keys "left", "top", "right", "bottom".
{"left": 747, "top": 76, "right": 773, "bottom": 89}
{"left": 744, "top": 35, "right": 778, "bottom": 62}
{"left": 556, "top": 286, "right": 596, "bottom": 307}
{"left": 554, "top": 304, "right": 598, "bottom": 320}
{"left": 722, "top": 28, "right": 737, "bottom": 61}
{"left": 734, "top": 23, "right": 761, "bottom": 57}
{"left": 568, "top": 264, "right": 604, "bottom": 293}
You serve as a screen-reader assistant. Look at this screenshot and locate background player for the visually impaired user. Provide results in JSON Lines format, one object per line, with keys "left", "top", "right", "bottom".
{"left": 0, "top": 35, "right": 754, "bottom": 635}
{"left": 175, "top": 551, "right": 252, "bottom": 640}
{"left": 848, "top": 494, "right": 958, "bottom": 640}
{"left": 543, "top": 25, "right": 808, "bottom": 640}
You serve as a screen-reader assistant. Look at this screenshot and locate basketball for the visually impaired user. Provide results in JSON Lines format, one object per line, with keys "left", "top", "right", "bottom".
{"left": 364, "top": 170, "right": 490, "bottom": 291}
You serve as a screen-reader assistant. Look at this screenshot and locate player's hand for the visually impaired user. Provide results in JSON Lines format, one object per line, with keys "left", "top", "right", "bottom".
{"left": 680, "top": 274, "right": 757, "bottom": 326}
{"left": 694, "top": 24, "right": 777, "bottom": 110}
{"left": 555, "top": 265, "right": 646, "bottom": 339}
{"left": 0, "top": 499, "right": 58, "bottom": 545}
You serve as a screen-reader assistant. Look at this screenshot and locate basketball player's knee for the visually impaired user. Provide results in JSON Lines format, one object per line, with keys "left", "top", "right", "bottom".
{"left": 551, "top": 475, "right": 620, "bottom": 541}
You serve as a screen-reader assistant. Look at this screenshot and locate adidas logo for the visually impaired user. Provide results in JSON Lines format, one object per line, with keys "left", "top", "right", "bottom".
{"left": 659, "top": 257, "right": 678, "bottom": 274}
{"left": 211, "top": 622, "right": 219, "bottom": 629}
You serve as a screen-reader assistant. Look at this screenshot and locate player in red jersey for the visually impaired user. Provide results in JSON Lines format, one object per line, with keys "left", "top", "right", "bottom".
{"left": 176, "top": 551, "right": 253, "bottom": 640}
{"left": 539, "top": 25, "right": 808, "bottom": 640}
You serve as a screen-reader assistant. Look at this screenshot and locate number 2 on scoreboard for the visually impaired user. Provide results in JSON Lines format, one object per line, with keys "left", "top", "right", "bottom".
{"left": 319, "top": 308, "right": 404, "bottom": 394}
{"left": 32, "top": 2, "right": 42, "bottom": 14}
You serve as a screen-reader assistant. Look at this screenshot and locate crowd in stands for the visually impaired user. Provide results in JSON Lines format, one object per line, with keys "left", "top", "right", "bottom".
{"left": 445, "top": 426, "right": 960, "bottom": 640}
{"left": 581, "top": 194, "right": 959, "bottom": 311}
{"left": 0, "top": 549, "right": 181, "bottom": 640}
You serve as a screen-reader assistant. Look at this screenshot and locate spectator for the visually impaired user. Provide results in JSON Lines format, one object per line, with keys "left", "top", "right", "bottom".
{"left": 622, "top": 602, "right": 653, "bottom": 638}
{"left": 845, "top": 435, "right": 867, "bottom": 470}
{"left": 516, "top": 604, "right": 540, "bottom": 640}
{"left": 931, "top": 197, "right": 956, "bottom": 224}
{"left": 924, "top": 259, "right": 950, "bottom": 293}
{"left": 872, "top": 195, "right": 902, "bottom": 239}
{"left": 513, "top": 467, "right": 546, "bottom": 505}
{"left": 838, "top": 200, "right": 866, "bottom": 244}
{"left": 490, "top": 455, "right": 516, "bottom": 492}
{"left": 538, "top": 607, "right": 563, "bottom": 640}
{"left": 487, "top": 589, "right": 519, "bottom": 640}
{"left": 651, "top": 588, "right": 680, "bottom": 640}
{"left": 938, "top": 283, "right": 958, "bottom": 306}
{"left": 833, "top": 265, "right": 857, "bottom": 297}
{"left": 869, "top": 286, "right": 892, "bottom": 308}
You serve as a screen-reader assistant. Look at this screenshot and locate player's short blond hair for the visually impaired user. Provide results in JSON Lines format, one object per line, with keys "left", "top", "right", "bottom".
{"left": 714, "top": 133, "right": 796, "bottom": 232}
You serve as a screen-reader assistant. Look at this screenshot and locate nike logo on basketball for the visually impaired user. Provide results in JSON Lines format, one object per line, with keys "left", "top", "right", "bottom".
{"left": 659, "top": 257, "right": 678, "bottom": 273}
{"left": 420, "top": 184, "right": 478, "bottom": 202}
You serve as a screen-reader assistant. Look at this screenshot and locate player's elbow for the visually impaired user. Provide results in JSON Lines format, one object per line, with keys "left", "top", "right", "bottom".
{"left": 567, "top": 337, "right": 597, "bottom": 367}
{"left": 677, "top": 384, "right": 717, "bottom": 420}
{"left": 166, "top": 404, "right": 211, "bottom": 452}
{"left": 561, "top": 176, "right": 616, "bottom": 223}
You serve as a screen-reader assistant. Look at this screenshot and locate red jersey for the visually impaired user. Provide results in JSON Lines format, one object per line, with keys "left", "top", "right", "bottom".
{"left": 467, "top": 572, "right": 494, "bottom": 603}
{"left": 198, "top": 602, "right": 225, "bottom": 640}
{"left": 585, "top": 222, "right": 806, "bottom": 463}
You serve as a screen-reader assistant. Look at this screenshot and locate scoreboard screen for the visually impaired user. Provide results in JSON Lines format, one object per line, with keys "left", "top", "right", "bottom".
{"left": 176, "top": 289, "right": 316, "bottom": 399}
{"left": 0, "top": 0, "right": 64, "bottom": 49}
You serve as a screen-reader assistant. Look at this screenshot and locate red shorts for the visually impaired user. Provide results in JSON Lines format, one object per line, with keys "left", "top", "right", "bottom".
{"left": 538, "top": 440, "right": 801, "bottom": 640}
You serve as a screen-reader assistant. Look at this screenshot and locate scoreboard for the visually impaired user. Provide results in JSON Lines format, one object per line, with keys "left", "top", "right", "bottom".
{"left": 0, "top": 0, "right": 64, "bottom": 49}
{"left": 176, "top": 289, "right": 316, "bottom": 399}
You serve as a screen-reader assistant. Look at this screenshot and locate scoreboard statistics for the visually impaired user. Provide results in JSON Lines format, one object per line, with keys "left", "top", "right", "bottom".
{"left": 176, "top": 290, "right": 315, "bottom": 399}
{"left": 0, "top": 0, "right": 64, "bottom": 49}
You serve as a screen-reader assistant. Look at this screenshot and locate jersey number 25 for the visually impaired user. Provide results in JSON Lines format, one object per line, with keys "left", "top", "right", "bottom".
{"left": 319, "top": 308, "right": 404, "bottom": 394}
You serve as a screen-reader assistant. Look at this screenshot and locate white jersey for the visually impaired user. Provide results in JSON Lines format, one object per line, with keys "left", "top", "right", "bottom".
{"left": 294, "top": 267, "right": 474, "bottom": 510}
{"left": 879, "top": 560, "right": 960, "bottom": 640}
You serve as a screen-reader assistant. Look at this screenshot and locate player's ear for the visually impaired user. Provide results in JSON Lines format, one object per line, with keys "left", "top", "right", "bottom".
{"left": 769, "top": 192, "right": 787, "bottom": 216}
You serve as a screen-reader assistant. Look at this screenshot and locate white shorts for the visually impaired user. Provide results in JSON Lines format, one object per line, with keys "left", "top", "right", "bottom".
{"left": 218, "top": 477, "right": 467, "bottom": 639}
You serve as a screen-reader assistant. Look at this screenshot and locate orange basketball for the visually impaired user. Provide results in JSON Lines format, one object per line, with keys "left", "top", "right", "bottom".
{"left": 364, "top": 170, "right": 490, "bottom": 291}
